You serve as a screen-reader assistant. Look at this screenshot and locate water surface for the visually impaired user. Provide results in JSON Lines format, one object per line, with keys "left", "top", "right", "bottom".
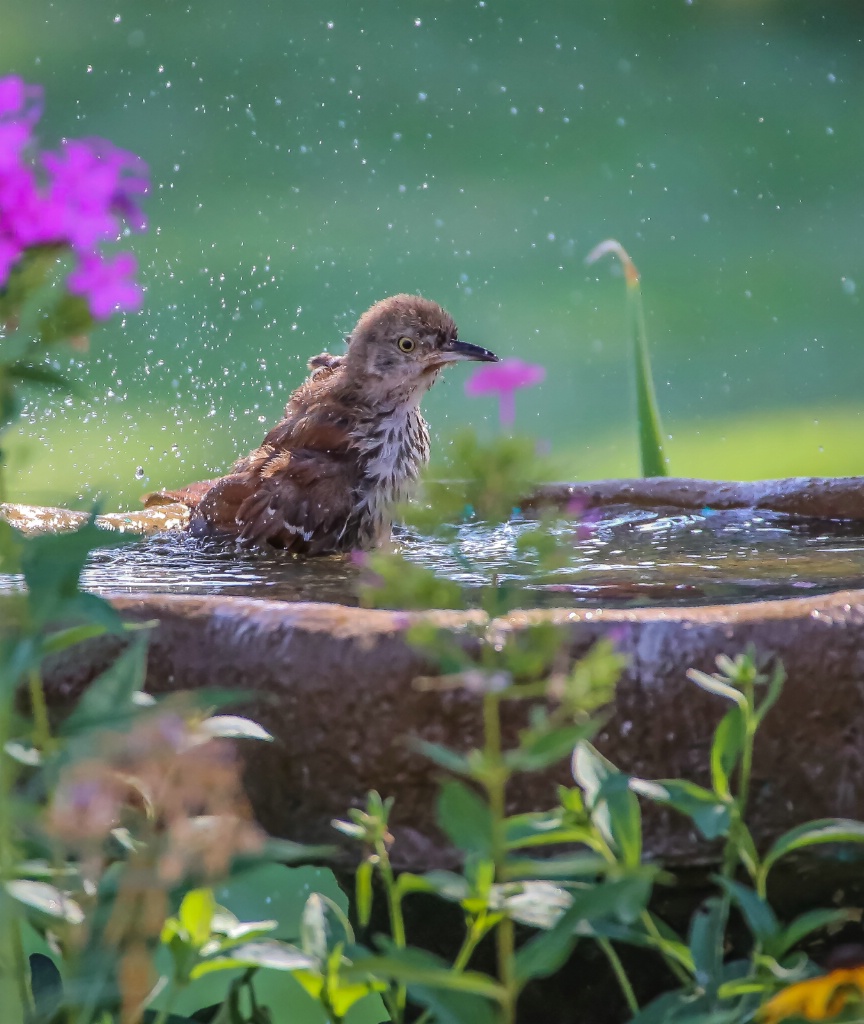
{"left": 4, "top": 507, "right": 863, "bottom": 608}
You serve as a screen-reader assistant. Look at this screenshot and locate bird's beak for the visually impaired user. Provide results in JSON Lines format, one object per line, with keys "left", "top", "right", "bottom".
{"left": 436, "top": 339, "right": 500, "bottom": 364}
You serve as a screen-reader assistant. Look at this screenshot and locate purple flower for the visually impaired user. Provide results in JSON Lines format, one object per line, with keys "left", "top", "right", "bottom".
{"left": 67, "top": 251, "right": 143, "bottom": 319}
{"left": 42, "top": 138, "right": 149, "bottom": 249}
{"left": 0, "top": 164, "right": 64, "bottom": 247}
{"left": 464, "top": 358, "right": 546, "bottom": 427}
{"left": 566, "top": 495, "right": 602, "bottom": 542}
{"left": 0, "top": 77, "right": 42, "bottom": 171}
{"left": 0, "top": 76, "right": 149, "bottom": 316}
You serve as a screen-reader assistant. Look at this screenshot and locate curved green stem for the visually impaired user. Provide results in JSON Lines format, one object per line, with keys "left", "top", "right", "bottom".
{"left": 598, "top": 936, "right": 639, "bottom": 1015}
{"left": 28, "top": 666, "right": 52, "bottom": 753}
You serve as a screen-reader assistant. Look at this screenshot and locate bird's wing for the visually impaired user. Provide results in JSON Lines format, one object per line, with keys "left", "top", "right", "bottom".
{"left": 190, "top": 446, "right": 361, "bottom": 554}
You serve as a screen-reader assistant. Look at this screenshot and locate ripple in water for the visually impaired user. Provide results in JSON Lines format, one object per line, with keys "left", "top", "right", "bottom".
{"left": 2, "top": 507, "right": 864, "bottom": 607}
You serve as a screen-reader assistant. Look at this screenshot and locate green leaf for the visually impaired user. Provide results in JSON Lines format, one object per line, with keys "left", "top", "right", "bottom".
{"left": 411, "top": 738, "right": 474, "bottom": 777}
{"left": 709, "top": 707, "right": 745, "bottom": 799}
{"left": 6, "top": 359, "right": 79, "bottom": 394}
{"left": 502, "top": 852, "right": 606, "bottom": 881}
{"left": 299, "top": 893, "right": 352, "bottom": 964}
{"left": 407, "top": 984, "right": 499, "bottom": 1024}
{"left": 230, "top": 837, "right": 336, "bottom": 871}
{"left": 42, "top": 622, "right": 109, "bottom": 655}
{"left": 715, "top": 878, "right": 778, "bottom": 945}
{"left": 514, "top": 874, "right": 654, "bottom": 983}
{"left": 771, "top": 907, "right": 852, "bottom": 958}
{"left": 29, "top": 952, "right": 63, "bottom": 1021}
{"left": 4, "top": 739, "right": 41, "bottom": 766}
{"left": 199, "top": 716, "right": 274, "bottom": 742}
{"left": 37, "top": 292, "right": 93, "bottom": 346}
{"left": 191, "top": 941, "right": 315, "bottom": 978}
{"left": 179, "top": 888, "right": 216, "bottom": 948}
{"left": 356, "top": 860, "right": 373, "bottom": 929}
{"left": 507, "top": 722, "right": 598, "bottom": 772}
{"left": 761, "top": 818, "right": 864, "bottom": 879}
{"left": 396, "top": 871, "right": 470, "bottom": 904}
{"left": 572, "top": 743, "right": 642, "bottom": 867}
{"left": 6, "top": 879, "right": 84, "bottom": 925}
{"left": 502, "top": 881, "right": 572, "bottom": 929}
{"left": 687, "top": 668, "right": 746, "bottom": 707}
{"left": 60, "top": 637, "right": 148, "bottom": 736}
{"left": 754, "top": 662, "right": 786, "bottom": 727}
{"left": 688, "top": 896, "right": 727, "bottom": 989}
{"left": 347, "top": 945, "right": 505, "bottom": 1002}
{"left": 436, "top": 779, "right": 494, "bottom": 857}
{"left": 630, "top": 778, "right": 731, "bottom": 840}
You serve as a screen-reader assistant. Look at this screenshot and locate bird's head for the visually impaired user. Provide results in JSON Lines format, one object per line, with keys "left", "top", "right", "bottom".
{"left": 344, "top": 294, "right": 498, "bottom": 400}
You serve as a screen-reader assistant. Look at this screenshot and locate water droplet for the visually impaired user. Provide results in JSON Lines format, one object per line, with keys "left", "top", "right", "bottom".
{"left": 135, "top": 466, "right": 145, "bottom": 480}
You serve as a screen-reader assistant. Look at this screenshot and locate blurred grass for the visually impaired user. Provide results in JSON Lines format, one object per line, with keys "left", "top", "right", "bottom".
{"left": 2, "top": 0, "right": 864, "bottom": 505}
{"left": 6, "top": 402, "right": 862, "bottom": 510}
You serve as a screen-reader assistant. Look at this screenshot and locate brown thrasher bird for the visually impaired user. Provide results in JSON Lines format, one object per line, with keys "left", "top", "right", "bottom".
{"left": 145, "top": 294, "right": 498, "bottom": 554}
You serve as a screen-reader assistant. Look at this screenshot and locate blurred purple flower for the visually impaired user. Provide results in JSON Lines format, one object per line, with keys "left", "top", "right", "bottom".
{"left": 565, "top": 495, "right": 603, "bottom": 542}
{"left": 0, "top": 76, "right": 42, "bottom": 171}
{"left": 68, "top": 251, "right": 143, "bottom": 320}
{"left": 0, "top": 74, "right": 148, "bottom": 319}
{"left": 43, "top": 138, "right": 149, "bottom": 249}
{"left": 464, "top": 358, "right": 545, "bottom": 427}
{"left": 0, "top": 164, "right": 62, "bottom": 247}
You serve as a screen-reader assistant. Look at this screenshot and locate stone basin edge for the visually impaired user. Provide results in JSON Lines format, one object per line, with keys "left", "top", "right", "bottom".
{"left": 41, "top": 587, "right": 864, "bottom": 873}
{"left": 5, "top": 473, "right": 864, "bottom": 536}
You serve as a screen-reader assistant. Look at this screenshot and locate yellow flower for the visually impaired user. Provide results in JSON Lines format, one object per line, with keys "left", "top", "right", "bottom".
{"left": 761, "top": 968, "right": 864, "bottom": 1024}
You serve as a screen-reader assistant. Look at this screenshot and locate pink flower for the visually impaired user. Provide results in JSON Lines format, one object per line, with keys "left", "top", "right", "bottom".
{"left": 464, "top": 358, "right": 546, "bottom": 427}
{"left": 67, "top": 251, "right": 143, "bottom": 319}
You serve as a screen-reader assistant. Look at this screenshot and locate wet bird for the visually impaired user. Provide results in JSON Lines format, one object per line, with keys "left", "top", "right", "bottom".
{"left": 145, "top": 294, "right": 498, "bottom": 554}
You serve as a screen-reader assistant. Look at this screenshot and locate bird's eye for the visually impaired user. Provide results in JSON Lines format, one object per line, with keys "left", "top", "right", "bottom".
{"left": 397, "top": 336, "right": 415, "bottom": 353}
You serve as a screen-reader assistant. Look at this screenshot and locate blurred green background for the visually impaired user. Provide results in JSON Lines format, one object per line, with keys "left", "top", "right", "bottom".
{"left": 2, "top": 0, "right": 863, "bottom": 509}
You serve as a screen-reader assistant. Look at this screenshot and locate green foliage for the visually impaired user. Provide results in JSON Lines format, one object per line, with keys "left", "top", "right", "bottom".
{"left": 406, "top": 429, "right": 544, "bottom": 532}
{"left": 359, "top": 552, "right": 465, "bottom": 611}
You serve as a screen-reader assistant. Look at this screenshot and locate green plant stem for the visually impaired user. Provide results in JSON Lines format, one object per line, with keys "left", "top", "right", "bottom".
{"left": 453, "top": 915, "right": 489, "bottom": 973}
{"left": 375, "top": 842, "right": 407, "bottom": 1021}
{"left": 482, "top": 693, "right": 517, "bottom": 1024}
{"left": 152, "top": 983, "right": 177, "bottom": 1024}
{"left": 598, "top": 936, "right": 639, "bottom": 1015}
{"left": 0, "top": 694, "right": 32, "bottom": 1022}
{"left": 639, "top": 911, "right": 693, "bottom": 987}
{"left": 28, "top": 666, "right": 52, "bottom": 753}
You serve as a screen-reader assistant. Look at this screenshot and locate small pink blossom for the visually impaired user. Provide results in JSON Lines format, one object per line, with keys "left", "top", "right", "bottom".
{"left": 464, "top": 358, "right": 546, "bottom": 427}
{"left": 68, "top": 251, "right": 143, "bottom": 319}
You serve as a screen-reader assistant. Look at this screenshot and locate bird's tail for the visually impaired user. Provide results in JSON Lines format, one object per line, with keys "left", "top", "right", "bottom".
{"left": 141, "top": 478, "right": 219, "bottom": 510}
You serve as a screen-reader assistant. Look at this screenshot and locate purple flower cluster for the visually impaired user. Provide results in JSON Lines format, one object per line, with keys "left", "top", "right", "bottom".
{"left": 0, "top": 75, "right": 148, "bottom": 320}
